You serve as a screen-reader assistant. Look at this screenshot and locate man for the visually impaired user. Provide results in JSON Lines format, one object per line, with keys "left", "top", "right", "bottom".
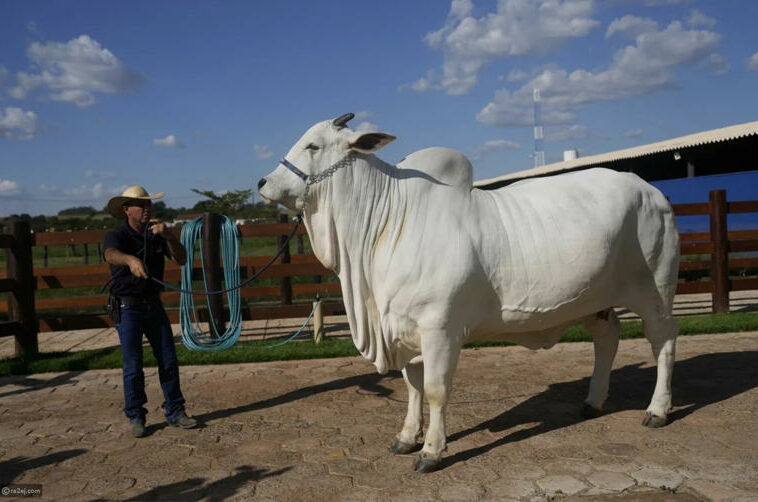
{"left": 104, "top": 185, "right": 197, "bottom": 437}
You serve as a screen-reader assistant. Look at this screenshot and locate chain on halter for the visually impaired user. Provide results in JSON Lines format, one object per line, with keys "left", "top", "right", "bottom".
{"left": 280, "top": 152, "right": 358, "bottom": 214}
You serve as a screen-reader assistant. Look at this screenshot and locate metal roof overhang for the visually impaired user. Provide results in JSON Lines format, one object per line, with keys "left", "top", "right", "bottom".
{"left": 475, "top": 120, "right": 758, "bottom": 190}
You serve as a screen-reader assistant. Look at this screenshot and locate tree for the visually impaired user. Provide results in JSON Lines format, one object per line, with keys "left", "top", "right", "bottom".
{"left": 190, "top": 188, "right": 253, "bottom": 216}
{"left": 58, "top": 206, "right": 97, "bottom": 216}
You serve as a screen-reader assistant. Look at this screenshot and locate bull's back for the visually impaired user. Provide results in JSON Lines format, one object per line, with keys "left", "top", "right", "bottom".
{"left": 471, "top": 168, "right": 673, "bottom": 327}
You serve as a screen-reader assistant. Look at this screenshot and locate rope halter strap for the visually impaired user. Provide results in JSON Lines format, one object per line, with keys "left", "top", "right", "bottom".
{"left": 280, "top": 158, "right": 308, "bottom": 182}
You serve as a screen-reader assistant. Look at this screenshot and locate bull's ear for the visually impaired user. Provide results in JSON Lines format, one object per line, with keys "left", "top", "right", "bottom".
{"left": 348, "top": 132, "right": 396, "bottom": 154}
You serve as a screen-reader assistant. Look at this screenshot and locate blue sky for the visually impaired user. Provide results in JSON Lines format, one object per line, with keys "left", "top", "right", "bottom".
{"left": 1, "top": 0, "right": 757, "bottom": 216}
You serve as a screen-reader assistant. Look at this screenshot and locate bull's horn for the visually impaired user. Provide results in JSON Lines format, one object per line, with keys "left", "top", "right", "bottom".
{"left": 332, "top": 113, "right": 354, "bottom": 128}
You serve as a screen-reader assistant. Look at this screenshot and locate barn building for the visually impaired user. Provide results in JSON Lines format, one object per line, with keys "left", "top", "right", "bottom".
{"left": 475, "top": 121, "right": 758, "bottom": 190}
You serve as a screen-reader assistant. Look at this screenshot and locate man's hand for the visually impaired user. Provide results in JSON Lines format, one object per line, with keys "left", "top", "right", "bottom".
{"left": 127, "top": 256, "right": 148, "bottom": 279}
{"left": 150, "top": 221, "right": 168, "bottom": 236}
{"left": 151, "top": 220, "right": 187, "bottom": 266}
{"left": 104, "top": 248, "right": 149, "bottom": 278}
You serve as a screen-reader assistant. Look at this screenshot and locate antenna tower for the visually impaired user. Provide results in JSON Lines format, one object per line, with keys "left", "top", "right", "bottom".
{"left": 533, "top": 88, "right": 545, "bottom": 167}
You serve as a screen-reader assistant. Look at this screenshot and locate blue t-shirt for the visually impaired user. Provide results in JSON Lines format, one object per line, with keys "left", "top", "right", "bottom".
{"left": 103, "top": 222, "right": 169, "bottom": 298}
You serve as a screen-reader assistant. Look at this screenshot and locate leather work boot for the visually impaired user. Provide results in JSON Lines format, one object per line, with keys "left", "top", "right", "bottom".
{"left": 130, "top": 419, "right": 146, "bottom": 438}
{"left": 169, "top": 412, "right": 198, "bottom": 429}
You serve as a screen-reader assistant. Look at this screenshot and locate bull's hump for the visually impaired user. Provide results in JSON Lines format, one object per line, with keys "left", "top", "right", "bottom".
{"left": 397, "top": 147, "right": 473, "bottom": 190}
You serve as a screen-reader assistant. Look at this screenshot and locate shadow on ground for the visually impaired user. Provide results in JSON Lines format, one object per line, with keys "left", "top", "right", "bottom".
{"left": 92, "top": 465, "right": 291, "bottom": 502}
{"left": 0, "top": 449, "right": 87, "bottom": 485}
{"left": 0, "top": 371, "right": 84, "bottom": 398}
{"left": 192, "top": 370, "right": 401, "bottom": 426}
{"left": 441, "top": 351, "right": 758, "bottom": 469}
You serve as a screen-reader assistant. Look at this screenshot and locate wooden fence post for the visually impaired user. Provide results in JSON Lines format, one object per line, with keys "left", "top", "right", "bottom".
{"left": 5, "top": 221, "right": 38, "bottom": 357}
{"left": 297, "top": 234, "right": 304, "bottom": 254}
{"left": 202, "top": 213, "right": 226, "bottom": 337}
{"left": 312, "top": 296, "right": 323, "bottom": 344}
{"left": 279, "top": 214, "right": 292, "bottom": 305}
{"left": 709, "top": 189, "right": 729, "bottom": 313}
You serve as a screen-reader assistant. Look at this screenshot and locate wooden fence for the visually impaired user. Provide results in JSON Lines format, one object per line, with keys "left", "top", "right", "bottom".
{"left": 1, "top": 220, "right": 37, "bottom": 356}
{"left": 1, "top": 190, "right": 758, "bottom": 357}
{"left": 674, "top": 190, "right": 758, "bottom": 312}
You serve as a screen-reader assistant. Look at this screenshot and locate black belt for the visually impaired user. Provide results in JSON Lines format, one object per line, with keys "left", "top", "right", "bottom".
{"left": 119, "top": 295, "right": 161, "bottom": 306}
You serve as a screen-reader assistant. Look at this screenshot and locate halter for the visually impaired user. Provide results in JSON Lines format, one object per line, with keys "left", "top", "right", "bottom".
{"left": 279, "top": 152, "right": 357, "bottom": 212}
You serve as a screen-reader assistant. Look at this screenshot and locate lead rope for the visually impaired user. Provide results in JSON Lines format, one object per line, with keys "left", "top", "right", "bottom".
{"left": 175, "top": 215, "right": 318, "bottom": 351}
{"left": 178, "top": 216, "right": 242, "bottom": 350}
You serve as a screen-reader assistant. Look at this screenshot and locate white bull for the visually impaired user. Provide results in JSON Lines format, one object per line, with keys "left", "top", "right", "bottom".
{"left": 259, "top": 113, "right": 680, "bottom": 472}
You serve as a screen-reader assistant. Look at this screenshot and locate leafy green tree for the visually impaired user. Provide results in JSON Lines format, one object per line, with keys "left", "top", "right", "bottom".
{"left": 58, "top": 206, "right": 97, "bottom": 216}
{"left": 190, "top": 188, "right": 253, "bottom": 216}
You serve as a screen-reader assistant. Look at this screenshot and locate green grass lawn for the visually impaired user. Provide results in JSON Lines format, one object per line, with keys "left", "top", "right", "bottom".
{"left": 2, "top": 311, "right": 756, "bottom": 376}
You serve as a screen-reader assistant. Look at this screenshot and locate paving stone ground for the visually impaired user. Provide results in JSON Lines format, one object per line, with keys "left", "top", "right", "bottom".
{"left": 1, "top": 332, "right": 757, "bottom": 501}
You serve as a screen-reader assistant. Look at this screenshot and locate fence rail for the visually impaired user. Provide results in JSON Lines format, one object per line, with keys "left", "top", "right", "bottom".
{"left": 2, "top": 189, "right": 758, "bottom": 355}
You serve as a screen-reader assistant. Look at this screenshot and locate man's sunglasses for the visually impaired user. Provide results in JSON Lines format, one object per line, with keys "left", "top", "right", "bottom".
{"left": 123, "top": 200, "right": 152, "bottom": 208}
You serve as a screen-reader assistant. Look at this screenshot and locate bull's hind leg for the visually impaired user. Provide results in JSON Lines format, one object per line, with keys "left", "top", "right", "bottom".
{"left": 641, "top": 314, "right": 678, "bottom": 427}
{"left": 392, "top": 361, "right": 424, "bottom": 454}
{"left": 414, "top": 330, "right": 461, "bottom": 473}
{"left": 582, "top": 309, "right": 621, "bottom": 418}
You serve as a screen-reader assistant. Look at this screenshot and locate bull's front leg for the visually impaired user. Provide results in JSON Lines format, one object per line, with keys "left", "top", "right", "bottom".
{"left": 414, "top": 330, "right": 461, "bottom": 473}
{"left": 392, "top": 360, "right": 424, "bottom": 454}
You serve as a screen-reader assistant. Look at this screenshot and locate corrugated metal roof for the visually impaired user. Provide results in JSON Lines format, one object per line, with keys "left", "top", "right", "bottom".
{"left": 474, "top": 120, "right": 758, "bottom": 188}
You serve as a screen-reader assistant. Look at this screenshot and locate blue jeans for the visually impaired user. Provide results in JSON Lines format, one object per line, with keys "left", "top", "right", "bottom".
{"left": 116, "top": 301, "right": 186, "bottom": 422}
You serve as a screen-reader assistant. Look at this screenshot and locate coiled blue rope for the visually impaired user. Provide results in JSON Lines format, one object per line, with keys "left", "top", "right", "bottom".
{"left": 179, "top": 216, "right": 242, "bottom": 350}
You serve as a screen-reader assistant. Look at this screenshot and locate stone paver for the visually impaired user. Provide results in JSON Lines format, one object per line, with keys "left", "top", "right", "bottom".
{"left": 537, "top": 475, "right": 588, "bottom": 496}
{"left": 631, "top": 467, "right": 684, "bottom": 491}
{"left": 1, "top": 332, "right": 757, "bottom": 501}
{"left": 586, "top": 471, "right": 636, "bottom": 491}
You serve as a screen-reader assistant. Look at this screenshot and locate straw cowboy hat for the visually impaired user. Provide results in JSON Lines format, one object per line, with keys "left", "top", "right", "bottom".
{"left": 107, "top": 186, "right": 165, "bottom": 218}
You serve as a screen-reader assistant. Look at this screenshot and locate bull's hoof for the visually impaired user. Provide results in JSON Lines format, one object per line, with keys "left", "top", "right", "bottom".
{"left": 391, "top": 438, "right": 419, "bottom": 455}
{"left": 581, "top": 403, "right": 603, "bottom": 419}
{"left": 642, "top": 411, "right": 667, "bottom": 428}
{"left": 413, "top": 453, "right": 441, "bottom": 473}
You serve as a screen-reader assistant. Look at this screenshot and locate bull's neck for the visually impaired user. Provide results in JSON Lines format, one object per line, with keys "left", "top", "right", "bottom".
{"left": 303, "top": 154, "right": 398, "bottom": 272}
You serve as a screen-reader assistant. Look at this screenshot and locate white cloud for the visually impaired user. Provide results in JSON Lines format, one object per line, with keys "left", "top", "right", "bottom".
{"left": 411, "top": 0, "right": 599, "bottom": 95}
{"left": 471, "top": 139, "right": 521, "bottom": 159}
{"left": 698, "top": 53, "right": 729, "bottom": 75}
{"left": 9, "top": 35, "right": 142, "bottom": 107}
{"left": 354, "top": 110, "right": 373, "bottom": 122}
{"left": 354, "top": 121, "right": 378, "bottom": 133}
{"left": 84, "top": 169, "right": 117, "bottom": 179}
{"left": 62, "top": 182, "right": 121, "bottom": 199}
{"left": 478, "top": 20, "right": 725, "bottom": 127}
{"left": 0, "top": 107, "right": 38, "bottom": 140}
{"left": 253, "top": 144, "right": 273, "bottom": 159}
{"left": 606, "top": 15, "right": 659, "bottom": 39}
{"left": 153, "top": 134, "right": 184, "bottom": 148}
{"left": 545, "top": 125, "right": 589, "bottom": 142}
{"left": 348, "top": 111, "right": 380, "bottom": 133}
{"left": 748, "top": 52, "right": 758, "bottom": 71}
{"left": 0, "top": 179, "right": 21, "bottom": 196}
{"left": 0, "top": 65, "right": 8, "bottom": 87}
{"left": 39, "top": 184, "right": 58, "bottom": 192}
{"left": 623, "top": 129, "right": 644, "bottom": 138}
{"left": 685, "top": 10, "right": 716, "bottom": 28}
{"left": 636, "top": 0, "right": 688, "bottom": 5}
{"left": 26, "top": 21, "right": 41, "bottom": 37}
{"left": 506, "top": 69, "right": 531, "bottom": 82}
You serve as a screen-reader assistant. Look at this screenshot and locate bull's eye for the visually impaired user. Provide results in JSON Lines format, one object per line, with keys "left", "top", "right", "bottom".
{"left": 305, "top": 143, "right": 320, "bottom": 151}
